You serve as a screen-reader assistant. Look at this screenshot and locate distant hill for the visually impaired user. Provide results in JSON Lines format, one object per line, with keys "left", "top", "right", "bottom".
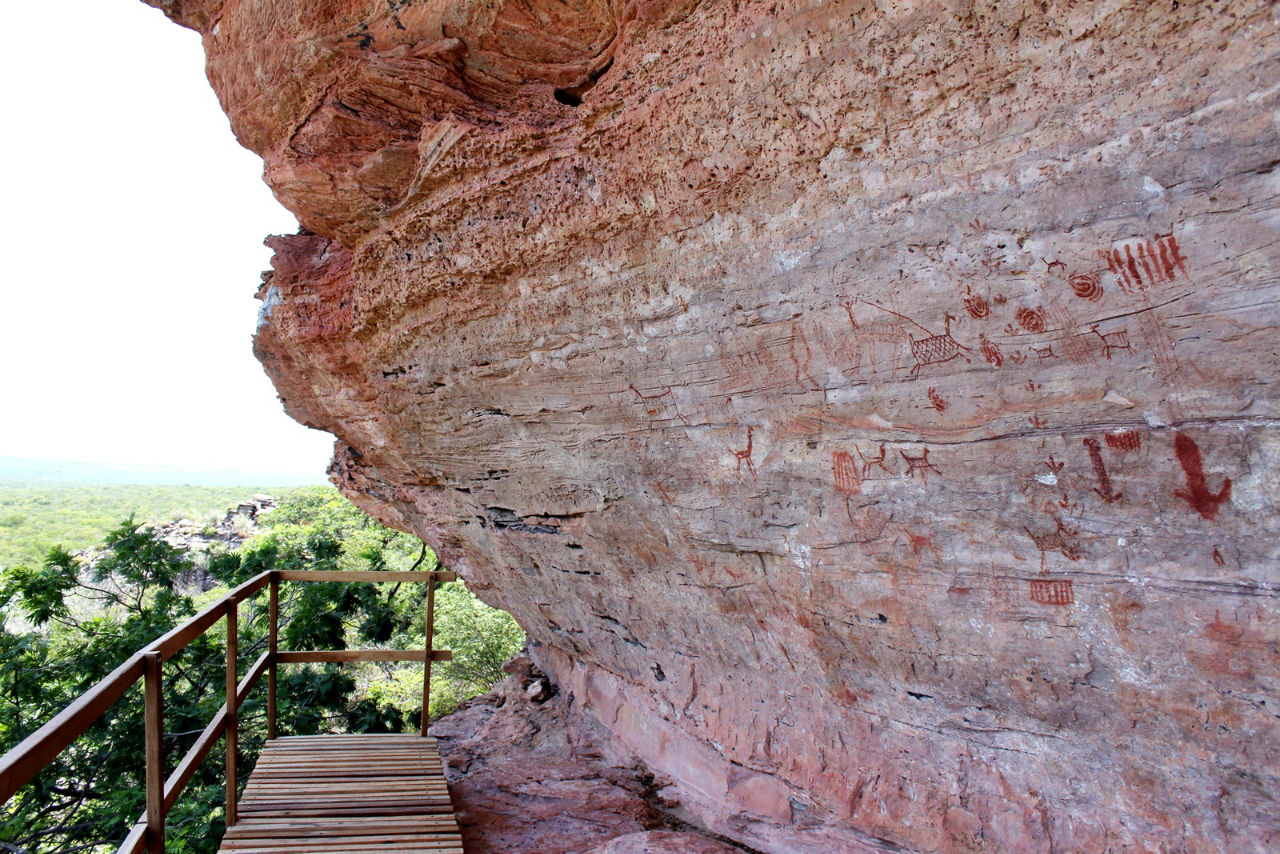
{"left": 0, "top": 456, "right": 328, "bottom": 488}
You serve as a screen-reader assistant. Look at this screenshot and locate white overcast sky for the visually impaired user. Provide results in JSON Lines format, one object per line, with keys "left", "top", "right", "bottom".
{"left": 0, "top": 0, "right": 335, "bottom": 481}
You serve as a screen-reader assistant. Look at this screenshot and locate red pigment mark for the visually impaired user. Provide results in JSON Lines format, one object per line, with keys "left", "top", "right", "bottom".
{"left": 1029, "top": 579, "right": 1074, "bottom": 606}
{"left": 1100, "top": 234, "right": 1190, "bottom": 292}
{"left": 962, "top": 286, "right": 990, "bottom": 320}
{"left": 1031, "top": 345, "right": 1058, "bottom": 362}
{"left": 1083, "top": 438, "right": 1122, "bottom": 504}
{"left": 1174, "top": 432, "right": 1232, "bottom": 520}
{"left": 733, "top": 426, "right": 757, "bottom": 479}
{"left": 1158, "top": 232, "right": 1190, "bottom": 278}
{"left": 1125, "top": 244, "right": 1142, "bottom": 287}
{"left": 1044, "top": 258, "right": 1068, "bottom": 275}
{"left": 992, "top": 293, "right": 1007, "bottom": 306}
{"left": 979, "top": 334, "right": 1003, "bottom": 367}
{"left": 900, "top": 448, "right": 941, "bottom": 484}
{"left": 927, "top": 387, "right": 948, "bottom": 412}
{"left": 1213, "top": 548, "right": 1226, "bottom": 567}
{"left": 1026, "top": 379, "right": 1042, "bottom": 394}
{"left": 1045, "top": 455, "right": 1064, "bottom": 475}
{"left": 832, "top": 449, "right": 861, "bottom": 495}
{"left": 629, "top": 383, "right": 690, "bottom": 425}
{"left": 856, "top": 300, "right": 972, "bottom": 380}
{"left": 1024, "top": 516, "right": 1082, "bottom": 571}
{"left": 903, "top": 527, "right": 943, "bottom": 564}
{"left": 1016, "top": 306, "right": 1047, "bottom": 334}
{"left": 1088, "top": 324, "right": 1136, "bottom": 360}
{"left": 847, "top": 506, "right": 894, "bottom": 544}
{"left": 906, "top": 314, "right": 971, "bottom": 379}
{"left": 1008, "top": 350, "right": 1028, "bottom": 365}
{"left": 790, "top": 322, "right": 820, "bottom": 390}
{"left": 1069, "top": 272, "right": 1104, "bottom": 302}
{"left": 856, "top": 443, "right": 892, "bottom": 479}
{"left": 1028, "top": 414, "right": 1047, "bottom": 428}
{"left": 1105, "top": 430, "right": 1142, "bottom": 452}
{"left": 724, "top": 349, "right": 773, "bottom": 389}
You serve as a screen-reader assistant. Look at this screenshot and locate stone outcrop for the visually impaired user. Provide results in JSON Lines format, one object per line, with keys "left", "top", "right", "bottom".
{"left": 147, "top": 0, "right": 1280, "bottom": 850}
{"left": 432, "top": 656, "right": 743, "bottom": 852}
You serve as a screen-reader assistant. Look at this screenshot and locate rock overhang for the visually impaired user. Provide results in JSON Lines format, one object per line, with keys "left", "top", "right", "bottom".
{"left": 147, "top": 0, "right": 1280, "bottom": 850}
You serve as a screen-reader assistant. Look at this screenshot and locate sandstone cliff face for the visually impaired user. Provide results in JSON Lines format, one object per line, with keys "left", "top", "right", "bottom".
{"left": 148, "top": 0, "right": 1280, "bottom": 850}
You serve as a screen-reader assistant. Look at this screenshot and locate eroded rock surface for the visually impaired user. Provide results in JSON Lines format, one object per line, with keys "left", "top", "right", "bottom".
{"left": 431, "top": 656, "right": 742, "bottom": 853}
{"left": 148, "top": 0, "right": 1280, "bottom": 849}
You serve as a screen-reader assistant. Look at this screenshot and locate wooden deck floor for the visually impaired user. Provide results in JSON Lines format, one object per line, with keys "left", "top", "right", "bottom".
{"left": 218, "top": 733, "right": 462, "bottom": 853}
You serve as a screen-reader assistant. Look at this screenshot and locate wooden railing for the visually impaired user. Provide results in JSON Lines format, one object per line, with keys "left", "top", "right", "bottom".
{"left": 0, "top": 568, "right": 456, "bottom": 854}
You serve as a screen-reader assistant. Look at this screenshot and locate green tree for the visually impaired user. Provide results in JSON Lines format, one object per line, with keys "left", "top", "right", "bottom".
{"left": 0, "top": 488, "right": 525, "bottom": 853}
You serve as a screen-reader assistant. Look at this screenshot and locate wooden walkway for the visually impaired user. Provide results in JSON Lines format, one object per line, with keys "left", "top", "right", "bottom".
{"left": 218, "top": 734, "right": 462, "bottom": 853}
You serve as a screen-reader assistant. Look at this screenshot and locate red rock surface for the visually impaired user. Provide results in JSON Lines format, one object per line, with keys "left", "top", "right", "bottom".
{"left": 430, "top": 657, "right": 741, "bottom": 853}
{"left": 148, "top": 0, "right": 1280, "bottom": 850}
{"left": 586, "top": 831, "right": 744, "bottom": 853}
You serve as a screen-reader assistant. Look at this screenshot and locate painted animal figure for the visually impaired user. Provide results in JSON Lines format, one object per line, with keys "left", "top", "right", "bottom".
{"left": 899, "top": 448, "right": 941, "bottom": 484}
{"left": 734, "top": 426, "right": 756, "bottom": 478}
{"left": 854, "top": 300, "right": 972, "bottom": 380}
{"left": 907, "top": 314, "right": 971, "bottom": 379}
{"left": 1023, "top": 517, "right": 1082, "bottom": 572}
{"left": 856, "top": 443, "right": 891, "bottom": 479}
{"left": 1089, "top": 324, "right": 1136, "bottom": 360}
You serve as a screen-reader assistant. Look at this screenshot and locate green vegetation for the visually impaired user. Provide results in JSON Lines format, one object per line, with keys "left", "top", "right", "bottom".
{"left": 0, "top": 484, "right": 298, "bottom": 572}
{"left": 0, "top": 486, "right": 524, "bottom": 854}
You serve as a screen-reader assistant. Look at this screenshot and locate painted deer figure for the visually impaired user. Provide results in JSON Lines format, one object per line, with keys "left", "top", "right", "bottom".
{"left": 1023, "top": 516, "right": 1082, "bottom": 572}
{"left": 734, "top": 426, "right": 756, "bottom": 478}
{"left": 899, "top": 447, "right": 941, "bottom": 484}
{"left": 856, "top": 442, "right": 891, "bottom": 479}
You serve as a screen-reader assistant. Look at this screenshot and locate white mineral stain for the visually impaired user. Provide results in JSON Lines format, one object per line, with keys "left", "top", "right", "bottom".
{"left": 256, "top": 285, "right": 280, "bottom": 331}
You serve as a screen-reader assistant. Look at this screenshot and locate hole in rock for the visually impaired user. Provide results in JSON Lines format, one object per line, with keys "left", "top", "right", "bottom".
{"left": 554, "top": 88, "right": 583, "bottom": 106}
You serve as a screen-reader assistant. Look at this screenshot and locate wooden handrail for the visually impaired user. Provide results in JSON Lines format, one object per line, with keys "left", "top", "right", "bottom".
{"left": 276, "top": 649, "right": 453, "bottom": 663}
{"left": 0, "top": 568, "right": 455, "bottom": 853}
{"left": 0, "top": 653, "right": 146, "bottom": 803}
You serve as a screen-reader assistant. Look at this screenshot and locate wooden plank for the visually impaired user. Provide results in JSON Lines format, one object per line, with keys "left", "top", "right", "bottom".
{"left": 422, "top": 577, "right": 437, "bottom": 734}
{"left": 275, "top": 571, "right": 451, "bottom": 583}
{"left": 218, "top": 733, "right": 459, "bottom": 854}
{"left": 164, "top": 708, "right": 227, "bottom": 812}
{"left": 115, "top": 820, "right": 148, "bottom": 854}
{"left": 226, "top": 603, "right": 238, "bottom": 828}
{"left": 151, "top": 573, "right": 269, "bottom": 660}
{"left": 143, "top": 653, "right": 164, "bottom": 854}
{"left": 275, "top": 649, "right": 451, "bottom": 664}
{"left": 220, "top": 839, "right": 463, "bottom": 850}
{"left": 221, "top": 845, "right": 462, "bottom": 853}
{"left": 227, "top": 817, "right": 461, "bottom": 832}
{"left": 163, "top": 646, "right": 263, "bottom": 813}
{"left": 267, "top": 576, "right": 278, "bottom": 739}
{"left": 0, "top": 652, "right": 145, "bottom": 803}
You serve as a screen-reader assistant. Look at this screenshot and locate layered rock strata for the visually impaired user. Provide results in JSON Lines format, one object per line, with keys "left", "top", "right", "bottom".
{"left": 148, "top": 0, "right": 1280, "bottom": 850}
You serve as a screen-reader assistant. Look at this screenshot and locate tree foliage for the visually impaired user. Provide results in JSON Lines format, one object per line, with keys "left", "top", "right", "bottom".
{"left": 0, "top": 485, "right": 294, "bottom": 572}
{"left": 0, "top": 487, "right": 524, "bottom": 853}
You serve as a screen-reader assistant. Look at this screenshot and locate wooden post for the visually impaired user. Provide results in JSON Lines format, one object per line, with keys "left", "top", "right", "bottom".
{"left": 420, "top": 573, "right": 437, "bottom": 736}
{"left": 143, "top": 651, "right": 164, "bottom": 854}
{"left": 225, "top": 602, "right": 237, "bottom": 828}
{"left": 267, "top": 574, "right": 278, "bottom": 740}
